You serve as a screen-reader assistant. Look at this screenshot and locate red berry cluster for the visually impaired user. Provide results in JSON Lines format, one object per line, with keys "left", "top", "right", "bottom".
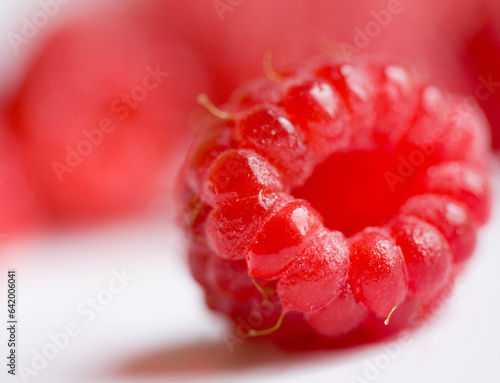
{"left": 180, "top": 55, "right": 491, "bottom": 341}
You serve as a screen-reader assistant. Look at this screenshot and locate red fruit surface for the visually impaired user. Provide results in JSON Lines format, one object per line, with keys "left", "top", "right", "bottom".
{"left": 147, "top": 0, "right": 500, "bottom": 149}
{"left": 203, "top": 149, "right": 283, "bottom": 206}
{"left": 283, "top": 79, "right": 350, "bottom": 161}
{"left": 348, "top": 228, "right": 408, "bottom": 318}
{"left": 206, "top": 251, "right": 257, "bottom": 301}
{"left": 206, "top": 193, "right": 286, "bottom": 261}
{"left": 398, "top": 86, "right": 490, "bottom": 170}
{"left": 237, "top": 106, "right": 313, "bottom": 187}
{"left": 293, "top": 149, "right": 413, "bottom": 236}
{"left": 248, "top": 200, "right": 323, "bottom": 279}
{"left": 306, "top": 283, "right": 367, "bottom": 337}
{"left": 185, "top": 122, "right": 237, "bottom": 195}
{"left": 387, "top": 214, "right": 452, "bottom": 299}
{"left": 400, "top": 194, "right": 478, "bottom": 264}
{"left": 416, "top": 161, "right": 492, "bottom": 224}
{"left": 460, "top": 5, "right": 500, "bottom": 149}
{"left": 277, "top": 230, "right": 349, "bottom": 312}
{"left": 180, "top": 54, "right": 492, "bottom": 344}
{"left": 7, "top": 7, "right": 207, "bottom": 220}
{"left": 0, "top": 113, "right": 45, "bottom": 234}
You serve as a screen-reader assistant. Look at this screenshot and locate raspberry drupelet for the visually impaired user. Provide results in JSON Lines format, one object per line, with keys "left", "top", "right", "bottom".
{"left": 179, "top": 54, "right": 492, "bottom": 344}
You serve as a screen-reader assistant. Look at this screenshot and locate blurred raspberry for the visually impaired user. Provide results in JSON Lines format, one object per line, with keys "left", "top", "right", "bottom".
{"left": 0, "top": 109, "right": 46, "bottom": 234}
{"left": 460, "top": 11, "right": 500, "bottom": 149}
{"left": 145, "top": 1, "right": 471, "bottom": 95}
{"left": 6, "top": 4, "right": 208, "bottom": 221}
{"left": 147, "top": 0, "right": 498, "bottom": 150}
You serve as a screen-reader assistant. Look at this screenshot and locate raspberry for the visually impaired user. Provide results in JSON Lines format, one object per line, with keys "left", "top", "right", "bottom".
{"left": 185, "top": 121, "right": 237, "bottom": 195}
{"left": 0, "top": 113, "right": 46, "bottom": 234}
{"left": 180, "top": 54, "right": 492, "bottom": 344}
{"left": 398, "top": 86, "right": 490, "bottom": 170}
{"left": 7, "top": 5, "right": 207, "bottom": 220}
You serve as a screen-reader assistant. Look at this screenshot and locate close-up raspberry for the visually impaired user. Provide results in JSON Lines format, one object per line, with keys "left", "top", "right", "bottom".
{"left": 1, "top": 1, "right": 500, "bottom": 382}
{"left": 180, "top": 54, "right": 492, "bottom": 344}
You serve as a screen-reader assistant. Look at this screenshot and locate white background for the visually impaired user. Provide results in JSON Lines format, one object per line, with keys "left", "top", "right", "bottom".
{"left": 1, "top": 2, "right": 500, "bottom": 383}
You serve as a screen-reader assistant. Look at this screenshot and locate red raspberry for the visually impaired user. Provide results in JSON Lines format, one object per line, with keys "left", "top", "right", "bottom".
{"left": 7, "top": 5, "right": 207, "bottom": 221}
{"left": 237, "top": 106, "right": 313, "bottom": 187}
{"left": 461, "top": 18, "right": 500, "bottom": 149}
{"left": 413, "top": 161, "right": 491, "bottom": 225}
{"left": 0, "top": 112, "right": 46, "bottom": 234}
{"left": 180, "top": 54, "right": 492, "bottom": 344}
{"left": 282, "top": 79, "right": 350, "bottom": 162}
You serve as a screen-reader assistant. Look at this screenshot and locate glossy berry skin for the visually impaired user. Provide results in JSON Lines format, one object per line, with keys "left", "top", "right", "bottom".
{"left": 387, "top": 214, "right": 452, "bottom": 299}
{"left": 203, "top": 149, "right": 283, "bottom": 206}
{"left": 206, "top": 193, "right": 286, "bottom": 261}
{"left": 398, "top": 86, "right": 490, "bottom": 170}
{"left": 277, "top": 230, "right": 349, "bottom": 313}
{"left": 400, "top": 194, "right": 478, "bottom": 264}
{"left": 248, "top": 199, "right": 323, "bottom": 279}
{"left": 306, "top": 283, "right": 367, "bottom": 337}
{"left": 417, "top": 161, "right": 491, "bottom": 225}
{"left": 348, "top": 228, "right": 408, "bottom": 318}
{"left": 180, "top": 54, "right": 492, "bottom": 345}
{"left": 283, "top": 79, "right": 350, "bottom": 162}
{"left": 237, "top": 106, "right": 312, "bottom": 187}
